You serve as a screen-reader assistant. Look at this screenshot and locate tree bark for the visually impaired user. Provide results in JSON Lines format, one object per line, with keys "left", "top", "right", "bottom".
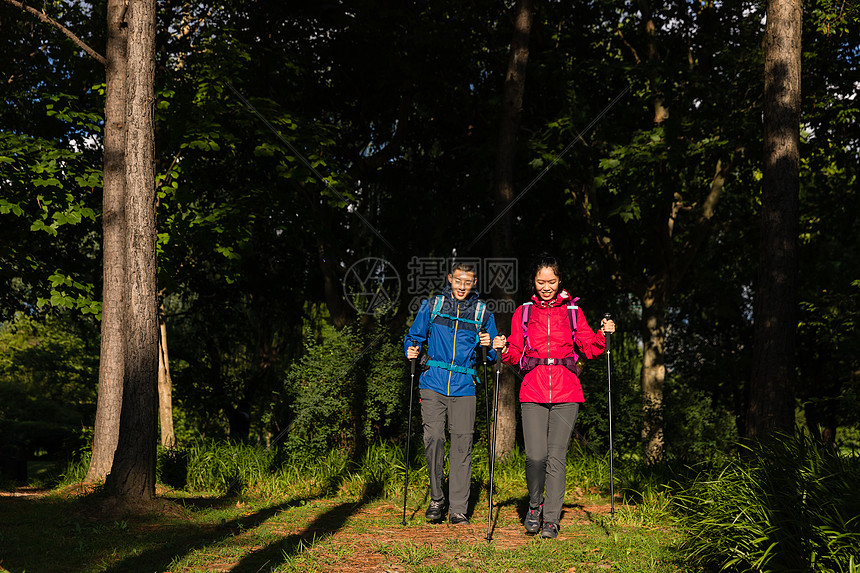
{"left": 158, "top": 311, "right": 176, "bottom": 449}
{"left": 746, "top": 0, "right": 801, "bottom": 439}
{"left": 104, "top": 0, "right": 158, "bottom": 501}
{"left": 491, "top": 0, "right": 532, "bottom": 460}
{"left": 85, "top": 0, "right": 127, "bottom": 484}
{"left": 640, "top": 278, "right": 667, "bottom": 463}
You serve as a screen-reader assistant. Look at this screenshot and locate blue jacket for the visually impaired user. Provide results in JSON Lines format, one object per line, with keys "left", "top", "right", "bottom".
{"left": 404, "top": 287, "right": 498, "bottom": 397}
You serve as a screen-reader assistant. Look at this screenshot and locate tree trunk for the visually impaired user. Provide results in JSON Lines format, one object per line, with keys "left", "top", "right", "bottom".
{"left": 104, "top": 0, "right": 158, "bottom": 501}
{"left": 746, "top": 0, "right": 801, "bottom": 439}
{"left": 85, "top": 0, "right": 127, "bottom": 484}
{"left": 490, "top": 0, "right": 532, "bottom": 460}
{"left": 318, "top": 240, "right": 349, "bottom": 329}
{"left": 640, "top": 279, "right": 667, "bottom": 463}
{"left": 158, "top": 311, "right": 176, "bottom": 449}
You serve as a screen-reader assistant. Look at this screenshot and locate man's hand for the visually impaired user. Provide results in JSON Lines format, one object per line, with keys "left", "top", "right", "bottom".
{"left": 479, "top": 331, "right": 491, "bottom": 347}
{"left": 407, "top": 345, "right": 420, "bottom": 359}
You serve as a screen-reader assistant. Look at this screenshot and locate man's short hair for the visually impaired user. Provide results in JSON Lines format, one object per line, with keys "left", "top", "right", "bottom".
{"left": 450, "top": 261, "right": 477, "bottom": 277}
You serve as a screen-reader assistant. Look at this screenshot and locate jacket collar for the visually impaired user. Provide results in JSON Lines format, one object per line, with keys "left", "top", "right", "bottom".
{"left": 531, "top": 289, "right": 571, "bottom": 308}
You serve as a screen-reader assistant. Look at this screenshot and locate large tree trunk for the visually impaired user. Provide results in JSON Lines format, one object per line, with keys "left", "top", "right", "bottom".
{"left": 85, "top": 0, "right": 127, "bottom": 484}
{"left": 490, "top": 0, "right": 532, "bottom": 460}
{"left": 640, "top": 278, "right": 667, "bottom": 463}
{"left": 104, "top": 0, "right": 158, "bottom": 501}
{"left": 746, "top": 0, "right": 801, "bottom": 439}
{"left": 158, "top": 311, "right": 176, "bottom": 449}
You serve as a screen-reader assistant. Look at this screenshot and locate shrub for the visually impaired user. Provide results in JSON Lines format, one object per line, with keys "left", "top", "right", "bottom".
{"left": 676, "top": 431, "right": 860, "bottom": 572}
{"left": 279, "top": 324, "right": 408, "bottom": 459}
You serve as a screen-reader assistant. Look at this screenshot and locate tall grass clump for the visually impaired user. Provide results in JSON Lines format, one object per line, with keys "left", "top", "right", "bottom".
{"left": 676, "top": 431, "right": 860, "bottom": 572}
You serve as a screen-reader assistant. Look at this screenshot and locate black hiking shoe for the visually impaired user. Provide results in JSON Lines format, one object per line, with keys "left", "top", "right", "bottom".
{"left": 524, "top": 504, "right": 542, "bottom": 534}
{"left": 425, "top": 499, "right": 445, "bottom": 521}
{"left": 449, "top": 512, "right": 469, "bottom": 525}
{"left": 540, "top": 522, "right": 559, "bottom": 539}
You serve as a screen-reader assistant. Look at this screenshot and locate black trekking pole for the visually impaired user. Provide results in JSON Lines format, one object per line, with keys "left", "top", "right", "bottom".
{"left": 604, "top": 313, "right": 616, "bottom": 518}
{"left": 402, "top": 341, "right": 419, "bottom": 526}
{"left": 480, "top": 329, "right": 490, "bottom": 448}
{"left": 486, "top": 354, "right": 502, "bottom": 542}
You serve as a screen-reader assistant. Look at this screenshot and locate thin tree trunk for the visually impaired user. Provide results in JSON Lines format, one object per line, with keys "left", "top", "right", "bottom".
{"left": 746, "top": 0, "right": 801, "bottom": 439}
{"left": 104, "top": 0, "right": 158, "bottom": 501}
{"left": 158, "top": 311, "right": 176, "bottom": 449}
{"left": 85, "top": 0, "right": 127, "bottom": 484}
{"left": 491, "top": 0, "right": 532, "bottom": 460}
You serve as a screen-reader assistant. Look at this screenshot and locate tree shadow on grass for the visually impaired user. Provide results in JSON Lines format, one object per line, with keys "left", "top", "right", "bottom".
{"left": 92, "top": 494, "right": 317, "bottom": 573}
{"left": 227, "top": 478, "right": 386, "bottom": 572}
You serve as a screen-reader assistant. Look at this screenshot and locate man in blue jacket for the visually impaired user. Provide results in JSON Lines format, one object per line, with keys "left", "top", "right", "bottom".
{"left": 404, "top": 261, "right": 498, "bottom": 524}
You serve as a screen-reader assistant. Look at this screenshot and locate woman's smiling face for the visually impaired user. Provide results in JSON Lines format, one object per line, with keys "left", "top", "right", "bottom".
{"left": 534, "top": 267, "right": 560, "bottom": 301}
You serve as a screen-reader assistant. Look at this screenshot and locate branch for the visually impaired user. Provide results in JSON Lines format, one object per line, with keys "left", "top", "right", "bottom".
{"left": 572, "top": 181, "right": 630, "bottom": 293}
{"left": 670, "top": 156, "right": 731, "bottom": 291}
{"left": 3, "top": 0, "right": 106, "bottom": 66}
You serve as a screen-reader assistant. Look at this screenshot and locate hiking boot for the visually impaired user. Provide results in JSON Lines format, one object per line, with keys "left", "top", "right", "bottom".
{"left": 524, "top": 504, "right": 542, "bottom": 534}
{"left": 449, "top": 512, "right": 469, "bottom": 525}
{"left": 425, "top": 499, "right": 445, "bottom": 521}
{"left": 540, "top": 522, "right": 559, "bottom": 539}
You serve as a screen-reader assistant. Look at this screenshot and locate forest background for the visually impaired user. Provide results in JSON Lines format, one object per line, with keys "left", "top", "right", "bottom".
{"left": 1, "top": 0, "right": 859, "bottom": 496}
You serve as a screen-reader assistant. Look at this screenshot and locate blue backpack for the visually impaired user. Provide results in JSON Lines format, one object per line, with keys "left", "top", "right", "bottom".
{"left": 423, "top": 294, "right": 487, "bottom": 377}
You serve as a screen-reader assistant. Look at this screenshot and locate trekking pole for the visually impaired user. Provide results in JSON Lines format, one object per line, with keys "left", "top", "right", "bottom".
{"left": 402, "top": 341, "right": 419, "bottom": 526}
{"left": 486, "top": 354, "right": 502, "bottom": 542}
{"left": 480, "top": 329, "right": 490, "bottom": 447}
{"left": 604, "top": 313, "right": 616, "bottom": 518}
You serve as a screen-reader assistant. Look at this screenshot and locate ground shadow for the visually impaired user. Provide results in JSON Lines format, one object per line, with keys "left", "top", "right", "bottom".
{"left": 227, "top": 479, "right": 386, "bottom": 572}
{"left": 94, "top": 494, "right": 317, "bottom": 573}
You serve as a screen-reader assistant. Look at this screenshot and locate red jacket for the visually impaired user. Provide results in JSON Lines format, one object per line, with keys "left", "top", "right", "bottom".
{"left": 501, "top": 290, "right": 606, "bottom": 403}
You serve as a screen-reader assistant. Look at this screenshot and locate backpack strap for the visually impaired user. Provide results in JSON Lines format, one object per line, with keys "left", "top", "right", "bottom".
{"left": 567, "top": 297, "right": 581, "bottom": 363}
{"left": 474, "top": 300, "right": 487, "bottom": 345}
{"left": 566, "top": 297, "right": 580, "bottom": 337}
{"left": 430, "top": 295, "right": 444, "bottom": 323}
{"left": 519, "top": 303, "right": 534, "bottom": 370}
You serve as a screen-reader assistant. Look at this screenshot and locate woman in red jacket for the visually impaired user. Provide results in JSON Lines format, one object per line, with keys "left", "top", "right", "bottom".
{"left": 493, "top": 255, "right": 615, "bottom": 538}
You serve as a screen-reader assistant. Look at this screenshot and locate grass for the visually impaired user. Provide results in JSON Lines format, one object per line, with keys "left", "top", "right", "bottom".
{"left": 0, "top": 441, "right": 684, "bottom": 573}
{"left": 675, "top": 431, "right": 860, "bottom": 573}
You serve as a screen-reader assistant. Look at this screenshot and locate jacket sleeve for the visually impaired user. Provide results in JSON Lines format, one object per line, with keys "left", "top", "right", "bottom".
{"left": 574, "top": 307, "right": 606, "bottom": 359}
{"left": 404, "top": 299, "right": 431, "bottom": 356}
{"left": 501, "top": 304, "right": 524, "bottom": 366}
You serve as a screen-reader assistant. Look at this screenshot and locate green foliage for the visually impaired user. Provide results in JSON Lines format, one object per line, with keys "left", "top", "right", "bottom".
{"left": 278, "top": 324, "right": 407, "bottom": 459}
{"left": 0, "top": 312, "right": 98, "bottom": 473}
{"left": 676, "top": 431, "right": 860, "bottom": 572}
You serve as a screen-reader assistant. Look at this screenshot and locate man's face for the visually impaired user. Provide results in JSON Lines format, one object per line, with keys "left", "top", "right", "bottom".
{"left": 448, "top": 270, "right": 476, "bottom": 301}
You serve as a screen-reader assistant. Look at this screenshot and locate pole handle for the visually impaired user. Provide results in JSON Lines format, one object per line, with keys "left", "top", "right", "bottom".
{"left": 410, "top": 341, "right": 419, "bottom": 375}
{"left": 603, "top": 312, "right": 612, "bottom": 354}
{"left": 480, "top": 328, "right": 488, "bottom": 365}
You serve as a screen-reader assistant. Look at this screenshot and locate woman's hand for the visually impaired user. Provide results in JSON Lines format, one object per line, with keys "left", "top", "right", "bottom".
{"left": 600, "top": 318, "right": 616, "bottom": 335}
{"left": 406, "top": 345, "right": 420, "bottom": 359}
{"left": 479, "top": 331, "right": 491, "bottom": 347}
{"left": 492, "top": 335, "right": 507, "bottom": 351}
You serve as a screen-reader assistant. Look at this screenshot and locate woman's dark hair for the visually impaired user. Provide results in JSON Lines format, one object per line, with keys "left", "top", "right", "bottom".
{"left": 530, "top": 254, "right": 562, "bottom": 292}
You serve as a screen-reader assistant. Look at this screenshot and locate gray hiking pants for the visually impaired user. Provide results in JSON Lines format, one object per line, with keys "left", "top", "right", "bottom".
{"left": 420, "top": 388, "right": 476, "bottom": 515}
{"left": 521, "top": 401, "right": 580, "bottom": 524}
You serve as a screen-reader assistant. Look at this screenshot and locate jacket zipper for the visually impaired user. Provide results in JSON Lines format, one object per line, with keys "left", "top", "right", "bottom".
{"left": 547, "top": 308, "right": 552, "bottom": 403}
{"left": 448, "top": 303, "right": 460, "bottom": 395}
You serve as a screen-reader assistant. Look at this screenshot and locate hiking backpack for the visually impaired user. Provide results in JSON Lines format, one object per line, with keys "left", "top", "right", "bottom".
{"left": 518, "top": 297, "right": 582, "bottom": 376}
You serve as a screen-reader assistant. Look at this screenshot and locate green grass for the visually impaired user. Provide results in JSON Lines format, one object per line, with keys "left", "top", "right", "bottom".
{"left": 674, "top": 431, "right": 860, "bottom": 573}
{"left": 0, "top": 440, "right": 683, "bottom": 573}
